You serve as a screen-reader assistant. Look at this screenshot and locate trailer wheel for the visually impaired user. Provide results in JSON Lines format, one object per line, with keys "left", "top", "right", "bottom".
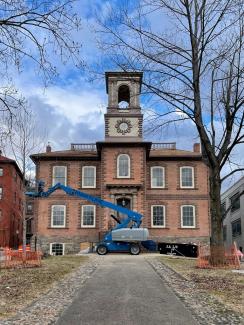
{"left": 130, "top": 244, "right": 140, "bottom": 255}
{"left": 96, "top": 244, "right": 108, "bottom": 255}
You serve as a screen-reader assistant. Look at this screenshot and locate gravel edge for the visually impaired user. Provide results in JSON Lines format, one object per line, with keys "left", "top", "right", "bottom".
{"left": 147, "top": 257, "right": 243, "bottom": 325}
{"left": 1, "top": 255, "right": 102, "bottom": 325}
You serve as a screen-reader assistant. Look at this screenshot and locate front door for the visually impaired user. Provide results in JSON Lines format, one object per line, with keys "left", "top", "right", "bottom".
{"left": 116, "top": 198, "right": 131, "bottom": 221}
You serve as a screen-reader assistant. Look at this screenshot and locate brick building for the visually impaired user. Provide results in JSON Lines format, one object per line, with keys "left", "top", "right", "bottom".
{"left": 26, "top": 184, "right": 35, "bottom": 245}
{"left": 0, "top": 153, "right": 23, "bottom": 248}
{"left": 221, "top": 176, "right": 244, "bottom": 252}
{"left": 31, "top": 72, "right": 210, "bottom": 255}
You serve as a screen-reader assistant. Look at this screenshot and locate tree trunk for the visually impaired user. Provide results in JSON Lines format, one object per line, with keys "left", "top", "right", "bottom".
{"left": 22, "top": 185, "right": 27, "bottom": 261}
{"left": 209, "top": 166, "right": 225, "bottom": 265}
{"left": 22, "top": 152, "right": 26, "bottom": 261}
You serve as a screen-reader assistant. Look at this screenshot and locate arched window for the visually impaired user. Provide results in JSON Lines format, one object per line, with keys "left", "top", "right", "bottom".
{"left": 118, "top": 85, "right": 130, "bottom": 109}
{"left": 117, "top": 154, "right": 130, "bottom": 178}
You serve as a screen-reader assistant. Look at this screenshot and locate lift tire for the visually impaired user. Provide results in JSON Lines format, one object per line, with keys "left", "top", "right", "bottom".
{"left": 130, "top": 244, "right": 140, "bottom": 255}
{"left": 96, "top": 244, "right": 108, "bottom": 255}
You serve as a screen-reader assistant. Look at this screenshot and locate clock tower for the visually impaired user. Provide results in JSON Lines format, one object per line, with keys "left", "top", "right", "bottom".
{"left": 105, "top": 72, "right": 143, "bottom": 141}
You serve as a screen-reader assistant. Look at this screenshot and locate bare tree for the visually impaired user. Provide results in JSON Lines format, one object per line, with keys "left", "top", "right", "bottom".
{"left": 3, "top": 107, "right": 47, "bottom": 254}
{"left": 0, "top": 0, "right": 82, "bottom": 138}
{"left": 97, "top": 0, "right": 244, "bottom": 263}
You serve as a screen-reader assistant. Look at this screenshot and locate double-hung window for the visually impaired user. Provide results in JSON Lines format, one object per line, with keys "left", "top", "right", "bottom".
{"left": 117, "top": 154, "right": 130, "bottom": 178}
{"left": 151, "top": 167, "right": 165, "bottom": 188}
{"left": 181, "top": 205, "right": 195, "bottom": 228}
{"left": 232, "top": 219, "right": 241, "bottom": 237}
{"left": 0, "top": 187, "right": 2, "bottom": 200}
{"left": 81, "top": 205, "right": 96, "bottom": 227}
{"left": 51, "top": 205, "right": 66, "bottom": 228}
{"left": 180, "top": 167, "right": 194, "bottom": 188}
{"left": 27, "top": 203, "right": 33, "bottom": 213}
{"left": 52, "top": 166, "right": 67, "bottom": 186}
{"left": 82, "top": 166, "right": 96, "bottom": 188}
{"left": 230, "top": 193, "right": 240, "bottom": 212}
{"left": 151, "top": 205, "right": 165, "bottom": 227}
{"left": 0, "top": 168, "right": 3, "bottom": 176}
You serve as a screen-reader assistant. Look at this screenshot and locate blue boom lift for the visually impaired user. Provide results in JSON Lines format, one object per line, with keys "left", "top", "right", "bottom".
{"left": 26, "top": 182, "right": 152, "bottom": 255}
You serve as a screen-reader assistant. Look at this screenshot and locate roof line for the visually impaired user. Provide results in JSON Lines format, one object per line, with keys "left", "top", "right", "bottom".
{"left": 221, "top": 175, "right": 244, "bottom": 197}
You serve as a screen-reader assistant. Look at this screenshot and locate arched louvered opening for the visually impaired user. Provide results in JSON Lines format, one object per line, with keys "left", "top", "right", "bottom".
{"left": 118, "top": 85, "right": 130, "bottom": 108}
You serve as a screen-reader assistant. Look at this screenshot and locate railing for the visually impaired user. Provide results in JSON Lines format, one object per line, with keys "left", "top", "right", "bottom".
{"left": 71, "top": 143, "right": 176, "bottom": 150}
{"left": 151, "top": 142, "right": 176, "bottom": 150}
{"left": 71, "top": 143, "right": 97, "bottom": 151}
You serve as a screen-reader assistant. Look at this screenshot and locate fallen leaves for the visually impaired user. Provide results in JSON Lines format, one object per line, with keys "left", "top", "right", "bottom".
{"left": 158, "top": 256, "right": 244, "bottom": 315}
{"left": 0, "top": 255, "right": 88, "bottom": 319}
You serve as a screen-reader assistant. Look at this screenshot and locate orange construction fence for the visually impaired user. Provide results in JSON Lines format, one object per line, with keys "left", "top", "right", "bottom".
{"left": 18, "top": 244, "right": 31, "bottom": 252}
{"left": 197, "top": 242, "right": 240, "bottom": 269}
{"left": 0, "top": 247, "right": 42, "bottom": 269}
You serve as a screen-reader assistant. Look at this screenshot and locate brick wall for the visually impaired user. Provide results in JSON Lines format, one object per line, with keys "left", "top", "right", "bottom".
{"left": 0, "top": 162, "right": 23, "bottom": 248}
{"left": 34, "top": 147, "right": 210, "bottom": 253}
{"left": 101, "top": 145, "right": 146, "bottom": 230}
{"left": 146, "top": 160, "right": 209, "bottom": 243}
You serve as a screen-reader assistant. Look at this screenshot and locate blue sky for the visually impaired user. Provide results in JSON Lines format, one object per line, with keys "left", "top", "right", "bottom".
{"left": 14, "top": 0, "right": 198, "bottom": 151}
{"left": 11, "top": 0, "right": 243, "bottom": 188}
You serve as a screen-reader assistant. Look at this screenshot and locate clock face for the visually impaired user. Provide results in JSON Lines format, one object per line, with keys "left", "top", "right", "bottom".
{"left": 119, "top": 122, "right": 129, "bottom": 131}
{"left": 115, "top": 118, "right": 132, "bottom": 135}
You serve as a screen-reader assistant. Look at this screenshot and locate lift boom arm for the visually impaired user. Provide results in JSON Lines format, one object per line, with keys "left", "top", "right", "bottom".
{"left": 26, "top": 182, "right": 143, "bottom": 229}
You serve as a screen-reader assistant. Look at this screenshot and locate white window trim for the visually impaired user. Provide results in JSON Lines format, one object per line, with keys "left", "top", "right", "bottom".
{"left": 27, "top": 204, "right": 33, "bottom": 211}
{"left": 151, "top": 166, "right": 165, "bottom": 188}
{"left": 50, "top": 243, "right": 65, "bottom": 255}
{"left": 52, "top": 166, "right": 67, "bottom": 186}
{"left": 180, "top": 166, "right": 194, "bottom": 188}
{"left": 81, "top": 205, "right": 96, "bottom": 228}
{"left": 0, "top": 168, "right": 3, "bottom": 176}
{"left": 51, "top": 205, "right": 66, "bottom": 228}
{"left": 181, "top": 205, "right": 196, "bottom": 228}
{"left": 117, "top": 154, "right": 131, "bottom": 178}
{"left": 151, "top": 205, "right": 166, "bottom": 228}
{"left": 82, "top": 166, "right": 96, "bottom": 188}
{"left": 229, "top": 192, "right": 240, "bottom": 213}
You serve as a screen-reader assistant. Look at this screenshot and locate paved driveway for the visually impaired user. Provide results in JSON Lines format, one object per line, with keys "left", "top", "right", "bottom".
{"left": 56, "top": 255, "right": 198, "bottom": 325}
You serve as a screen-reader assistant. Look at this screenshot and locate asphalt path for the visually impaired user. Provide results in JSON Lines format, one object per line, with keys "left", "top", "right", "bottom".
{"left": 56, "top": 255, "right": 198, "bottom": 325}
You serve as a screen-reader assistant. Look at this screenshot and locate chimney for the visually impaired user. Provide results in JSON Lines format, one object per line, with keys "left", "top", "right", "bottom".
{"left": 193, "top": 143, "right": 201, "bottom": 153}
{"left": 46, "top": 143, "right": 51, "bottom": 153}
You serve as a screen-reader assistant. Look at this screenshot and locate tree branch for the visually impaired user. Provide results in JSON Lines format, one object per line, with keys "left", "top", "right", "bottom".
{"left": 221, "top": 168, "right": 244, "bottom": 183}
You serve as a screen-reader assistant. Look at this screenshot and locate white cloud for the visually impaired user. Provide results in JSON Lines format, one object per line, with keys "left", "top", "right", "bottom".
{"left": 27, "top": 93, "right": 105, "bottom": 151}
{"left": 28, "top": 85, "right": 106, "bottom": 126}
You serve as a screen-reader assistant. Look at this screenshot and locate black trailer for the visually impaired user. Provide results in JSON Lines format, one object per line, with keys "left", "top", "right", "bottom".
{"left": 158, "top": 242, "right": 198, "bottom": 258}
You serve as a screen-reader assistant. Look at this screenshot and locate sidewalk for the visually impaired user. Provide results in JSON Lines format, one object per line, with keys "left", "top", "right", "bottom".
{"left": 56, "top": 255, "right": 197, "bottom": 325}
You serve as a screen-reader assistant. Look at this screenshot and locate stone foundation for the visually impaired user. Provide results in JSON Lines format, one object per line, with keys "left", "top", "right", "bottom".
{"left": 34, "top": 234, "right": 210, "bottom": 255}
{"left": 150, "top": 235, "right": 210, "bottom": 245}
{"left": 35, "top": 235, "right": 99, "bottom": 254}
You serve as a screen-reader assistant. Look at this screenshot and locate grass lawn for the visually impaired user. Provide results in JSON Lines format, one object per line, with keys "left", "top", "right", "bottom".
{"left": 0, "top": 255, "right": 88, "bottom": 319}
{"left": 159, "top": 256, "right": 244, "bottom": 315}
